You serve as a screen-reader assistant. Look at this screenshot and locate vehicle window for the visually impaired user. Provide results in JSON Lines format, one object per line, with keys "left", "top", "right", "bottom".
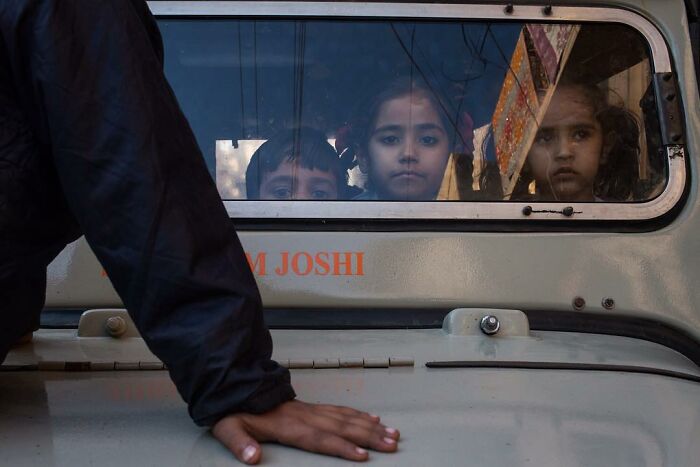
{"left": 159, "top": 17, "right": 670, "bottom": 212}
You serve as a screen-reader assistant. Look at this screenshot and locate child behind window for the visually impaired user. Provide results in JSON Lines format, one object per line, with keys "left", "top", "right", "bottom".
{"left": 513, "top": 83, "right": 641, "bottom": 202}
{"left": 245, "top": 128, "right": 355, "bottom": 200}
{"left": 348, "top": 77, "right": 485, "bottom": 201}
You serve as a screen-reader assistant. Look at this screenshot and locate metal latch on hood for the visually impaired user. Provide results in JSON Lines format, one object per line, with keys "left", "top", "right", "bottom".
{"left": 77, "top": 309, "right": 141, "bottom": 338}
{"left": 442, "top": 308, "right": 530, "bottom": 337}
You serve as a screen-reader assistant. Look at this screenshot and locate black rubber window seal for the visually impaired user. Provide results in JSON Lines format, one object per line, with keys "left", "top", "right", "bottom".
{"left": 426, "top": 360, "right": 700, "bottom": 385}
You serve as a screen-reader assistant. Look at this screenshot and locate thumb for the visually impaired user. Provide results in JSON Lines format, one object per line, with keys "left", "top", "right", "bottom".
{"left": 212, "top": 416, "right": 263, "bottom": 465}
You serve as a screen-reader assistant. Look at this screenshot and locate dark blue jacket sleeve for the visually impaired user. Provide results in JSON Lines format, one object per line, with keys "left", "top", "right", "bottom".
{"left": 1, "top": 0, "right": 295, "bottom": 426}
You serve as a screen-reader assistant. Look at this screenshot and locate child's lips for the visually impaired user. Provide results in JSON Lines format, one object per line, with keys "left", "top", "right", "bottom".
{"left": 553, "top": 167, "right": 578, "bottom": 177}
{"left": 392, "top": 170, "right": 425, "bottom": 179}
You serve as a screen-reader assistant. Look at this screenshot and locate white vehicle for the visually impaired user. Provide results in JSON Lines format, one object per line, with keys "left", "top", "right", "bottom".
{"left": 2, "top": 0, "right": 700, "bottom": 465}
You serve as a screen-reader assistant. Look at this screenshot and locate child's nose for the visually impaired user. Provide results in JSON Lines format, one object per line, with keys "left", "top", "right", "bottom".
{"left": 554, "top": 137, "right": 575, "bottom": 161}
{"left": 399, "top": 140, "right": 418, "bottom": 163}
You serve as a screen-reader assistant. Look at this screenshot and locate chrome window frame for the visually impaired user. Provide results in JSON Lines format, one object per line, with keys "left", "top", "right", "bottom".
{"left": 150, "top": 1, "right": 685, "bottom": 221}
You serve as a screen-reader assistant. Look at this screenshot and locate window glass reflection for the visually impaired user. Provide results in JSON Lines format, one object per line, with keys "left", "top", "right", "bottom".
{"left": 159, "top": 20, "right": 661, "bottom": 203}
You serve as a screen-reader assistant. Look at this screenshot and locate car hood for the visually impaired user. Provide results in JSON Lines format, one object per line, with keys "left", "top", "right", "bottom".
{"left": 2, "top": 326, "right": 700, "bottom": 467}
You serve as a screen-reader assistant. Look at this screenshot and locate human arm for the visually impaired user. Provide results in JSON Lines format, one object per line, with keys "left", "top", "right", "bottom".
{"left": 4, "top": 0, "right": 292, "bottom": 424}
{"left": 2, "top": 0, "right": 399, "bottom": 459}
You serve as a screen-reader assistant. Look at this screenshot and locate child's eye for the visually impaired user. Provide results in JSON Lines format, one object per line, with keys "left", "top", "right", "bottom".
{"left": 419, "top": 135, "right": 439, "bottom": 146}
{"left": 311, "top": 190, "right": 331, "bottom": 200}
{"left": 380, "top": 135, "right": 400, "bottom": 145}
{"left": 271, "top": 187, "right": 292, "bottom": 199}
{"left": 534, "top": 130, "right": 554, "bottom": 144}
{"left": 573, "top": 129, "right": 591, "bottom": 140}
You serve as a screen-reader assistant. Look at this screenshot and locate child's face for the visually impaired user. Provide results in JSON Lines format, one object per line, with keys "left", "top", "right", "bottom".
{"left": 361, "top": 93, "right": 450, "bottom": 200}
{"left": 527, "top": 86, "right": 605, "bottom": 202}
{"left": 258, "top": 160, "right": 339, "bottom": 200}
